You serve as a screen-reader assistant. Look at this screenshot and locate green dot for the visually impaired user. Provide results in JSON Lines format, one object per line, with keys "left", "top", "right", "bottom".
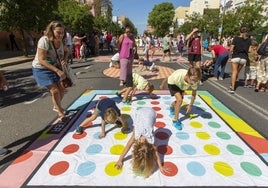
{"left": 208, "top": 121, "right": 221, "bottom": 128}
{"left": 194, "top": 101, "right": 201, "bottom": 105}
{"left": 137, "top": 101, "right": 146, "bottom": 105}
{"left": 226, "top": 144, "right": 244, "bottom": 155}
{"left": 216, "top": 132, "right": 231, "bottom": 140}
{"left": 240, "top": 162, "right": 262, "bottom": 176}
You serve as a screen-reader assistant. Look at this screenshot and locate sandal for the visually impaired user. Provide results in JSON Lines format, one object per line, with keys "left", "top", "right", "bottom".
{"left": 58, "top": 115, "right": 69, "bottom": 122}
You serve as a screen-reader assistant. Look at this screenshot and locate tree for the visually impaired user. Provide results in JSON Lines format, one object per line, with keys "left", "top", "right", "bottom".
{"left": 0, "top": 0, "right": 58, "bottom": 56}
{"left": 58, "top": 0, "right": 94, "bottom": 34}
{"left": 148, "top": 2, "right": 175, "bottom": 37}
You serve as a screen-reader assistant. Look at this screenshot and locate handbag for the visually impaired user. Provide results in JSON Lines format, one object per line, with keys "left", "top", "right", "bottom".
{"left": 257, "top": 38, "right": 268, "bottom": 56}
{"left": 52, "top": 42, "right": 75, "bottom": 88}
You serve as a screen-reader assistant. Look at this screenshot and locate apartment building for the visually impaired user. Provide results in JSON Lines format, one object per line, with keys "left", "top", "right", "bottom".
{"left": 189, "top": 0, "right": 220, "bottom": 15}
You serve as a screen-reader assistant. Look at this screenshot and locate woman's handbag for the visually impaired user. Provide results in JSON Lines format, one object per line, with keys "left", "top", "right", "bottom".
{"left": 257, "top": 38, "right": 268, "bottom": 56}
{"left": 52, "top": 42, "right": 76, "bottom": 88}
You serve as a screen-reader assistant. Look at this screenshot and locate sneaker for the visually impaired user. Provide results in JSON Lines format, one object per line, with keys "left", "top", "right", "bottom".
{"left": 219, "top": 77, "right": 223, "bottom": 81}
{"left": 169, "top": 106, "right": 175, "bottom": 115}
{"left": 75, "top": 126, "right": 84, "bottom": 135}
{"left": 173, "top": 120, "right": 182, "bottom": 130}
{"left": 227, "top": 87, "right": 235, "bottom": 94}
{"left": 116, "top": 92, "right": 122, "bottom": 98}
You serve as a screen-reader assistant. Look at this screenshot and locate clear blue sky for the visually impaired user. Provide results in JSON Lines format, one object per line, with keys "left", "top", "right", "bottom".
{"left": 111, "top": 0, "right": 190, "bottom": 34}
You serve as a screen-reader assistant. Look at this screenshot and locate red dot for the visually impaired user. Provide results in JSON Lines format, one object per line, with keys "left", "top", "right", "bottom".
{"left": 12, "top": 150, "right": 33, "bottom": 164}
{"left": 161, "top": 161, "right": 178, "bottom": 177}
{"left": 152, "top": 106, "right": 161, "bottom": 111}
{"left": 49, "top": 161, "right": 69, "bottom": 176}
{"left": 156, "top": 113, "right": 163, "bottom": 118}
{"left": 63, "top": 144, "right": 79, "bottom": 154}
{"left": 151, "top": 101, "right": 160, "bottom": 105}
{"left": 157, "top": 145, "right": 173, "bottom": 155}
{"left": 155, "top": 131, "right": 169, "bottom": 140}
{"left": 73, "top": 131, "right": 87, "bottom": 139}
{"left": 155, "top": 121, "right": 166, "bottom": 128}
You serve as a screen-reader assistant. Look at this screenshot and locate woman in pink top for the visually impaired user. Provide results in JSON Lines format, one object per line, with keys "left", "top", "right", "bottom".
{"left": 118, "top": 25, "right": 135, "bottom": 88}
{"left": 73, "top": 33, "right": 86, "bottom": 59}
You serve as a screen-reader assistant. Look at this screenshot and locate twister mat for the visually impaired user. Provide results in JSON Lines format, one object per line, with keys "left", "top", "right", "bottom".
{"left": 1, "top": 90, "right": 268, "bottom": 187}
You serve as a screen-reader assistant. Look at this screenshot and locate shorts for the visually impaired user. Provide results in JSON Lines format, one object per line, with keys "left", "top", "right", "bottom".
{"left": 188, "top": 54, "right": 201, "bottom": 62}
{"left": 163, "top": 49, "right": 170, "bottom": 54}
{"left": 244, "top": 66, "right": 257, "bottom": 80}
{"left": 168, "top": 84, "right": 184, "bottom": 97}
{"left": 32, "top": 67, "right": 60, "bottom": 87}
{"left": 231, "top": 57, "right": 247, "bottom": 65}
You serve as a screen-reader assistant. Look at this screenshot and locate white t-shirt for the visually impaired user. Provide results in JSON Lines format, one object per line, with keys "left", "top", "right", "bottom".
{"left": 134, "top": 107, "right": 156, "bottom": 144}
{"left": 66, "top": 32, "right": 73, "bottom": 46}
{"left": 32, "top": 36, "right": 64, "bottom": 69}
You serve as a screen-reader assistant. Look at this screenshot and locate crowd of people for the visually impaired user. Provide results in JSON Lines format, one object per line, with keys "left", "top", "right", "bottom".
{"left": 1, "top": 20, "right": 268, "bottom": 179}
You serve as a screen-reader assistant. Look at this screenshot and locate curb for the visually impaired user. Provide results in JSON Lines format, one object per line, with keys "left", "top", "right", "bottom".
{"left": 0, "top": 57, "right": 34, "bottom": 68}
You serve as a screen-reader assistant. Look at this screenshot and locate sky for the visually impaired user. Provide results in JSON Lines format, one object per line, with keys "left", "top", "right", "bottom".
{"left": 111, "top": 0, "right": 190, "bottom": 34}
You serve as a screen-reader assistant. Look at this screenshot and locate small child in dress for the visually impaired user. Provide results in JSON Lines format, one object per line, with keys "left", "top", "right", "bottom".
{"left": 138, "top": 57, "right": 156, "bottom": 71}
{"left": 80, "top": 41, "right": 87, "bottom": 61}
{"left": 244, "top": 40, "right": 258, "bottom": 88}
{"left": 116, "top": 72, "right": 155, "bottom": 104}
{"left": 75, "top": 98, "right": 127, "bottom": 138}
{"left": 115, "top": 107, "right": 168, "bottom": 178}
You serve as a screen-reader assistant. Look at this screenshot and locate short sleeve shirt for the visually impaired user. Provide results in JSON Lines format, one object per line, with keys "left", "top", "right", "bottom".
{"left": 132, "top": 73, "right": 148, "bottom": 90}
{"left": 32, "top": 36, "right": 64, "bottom": 69}
{"left": 134, "top": 107, "right": 156, "bottom": 144}
{"left": 168, "top": 69, "right": 198, "bottom": 90}
{"left": 97, "top": 98, "right": 121, "bottom": 120}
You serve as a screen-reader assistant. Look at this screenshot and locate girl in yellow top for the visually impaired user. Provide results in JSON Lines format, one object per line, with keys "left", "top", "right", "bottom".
{"left": 160, "top": 67, "right": 202, "bottom": 130}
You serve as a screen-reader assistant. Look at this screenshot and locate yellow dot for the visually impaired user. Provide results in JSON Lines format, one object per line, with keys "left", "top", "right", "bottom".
{"left": 196, "top": 132, "right": 210, "bottom": 140}
{"left": 190, "top": 121, "right": 202, "bottom": 128}
{"left": 121, "top": 106, "right": 131, "bottom": 111}
{"left": 105, "top": 161, "right": 123, "bottom": 176}
{"left": 114, "top": 131, "right": 128, "bottom": 140}
{"left": 204, "top": 144, "right": 220, "bottom": 155}
{"left": 214, "top": 161, "right": 234, "bottom": 176}
{"left": 110, "top": 144, "right": 124, "bottom": 155}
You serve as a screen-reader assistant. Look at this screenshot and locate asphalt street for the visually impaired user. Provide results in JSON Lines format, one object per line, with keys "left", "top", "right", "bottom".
{"left": 0, "top": 51, "right": 268, "bottom": 172}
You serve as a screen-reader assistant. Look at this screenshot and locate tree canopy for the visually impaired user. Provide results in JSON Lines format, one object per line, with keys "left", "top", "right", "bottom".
{"left": 148, "top": 2, "right": 175, "bottom": 36}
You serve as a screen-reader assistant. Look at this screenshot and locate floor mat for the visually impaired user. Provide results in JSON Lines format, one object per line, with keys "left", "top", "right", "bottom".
{"left": 1, "top": 90, "right": 268, "bottom": 187}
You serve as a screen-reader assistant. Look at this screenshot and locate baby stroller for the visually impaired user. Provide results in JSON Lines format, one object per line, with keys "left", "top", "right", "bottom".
{"left": 201, "top": 60, "right": 214, "bottom": 78}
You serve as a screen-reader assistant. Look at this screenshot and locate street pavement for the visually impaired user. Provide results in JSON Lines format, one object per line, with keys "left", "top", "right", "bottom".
{"left": 0, "top": 48, "right": 268, "bottom": 173}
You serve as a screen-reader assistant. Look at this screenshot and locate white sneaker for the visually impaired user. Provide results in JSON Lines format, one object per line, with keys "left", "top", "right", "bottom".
{"left": 149, "top": 63, "right": 155, "bottom": 71}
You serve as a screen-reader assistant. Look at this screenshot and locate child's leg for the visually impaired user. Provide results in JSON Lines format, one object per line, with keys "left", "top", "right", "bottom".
{"left": 173, "top": 92, "right": 183, "bottom": 121}
{"left": 122, "top": 87, "right": 132, "bottom": 102}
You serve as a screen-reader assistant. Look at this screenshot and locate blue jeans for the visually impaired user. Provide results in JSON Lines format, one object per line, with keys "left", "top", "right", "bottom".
{"left": 213, "top": 52, "right": 229, "bottom": 78}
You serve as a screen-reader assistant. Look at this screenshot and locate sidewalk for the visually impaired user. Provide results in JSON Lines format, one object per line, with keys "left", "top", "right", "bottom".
{"left": 0, "top": 50, "right": 35, "bottom": 68}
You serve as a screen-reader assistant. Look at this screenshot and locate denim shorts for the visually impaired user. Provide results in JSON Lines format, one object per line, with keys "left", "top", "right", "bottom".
{"left": 32, "top": 67, "right": 60, "bottom": 87}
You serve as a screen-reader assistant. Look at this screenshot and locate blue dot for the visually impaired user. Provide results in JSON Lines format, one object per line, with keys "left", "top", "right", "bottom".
{"left": 261, "top": 153, "right": 268, "bottom": 163}
{"left": 181, "top": 144, "right": 197, "bottom": 155}
{"left": 86, "top": 144, "right": 102, "bottom": 155}
{"left": 93, "top": 132, "right": 100, "bottom": 139}
{"left": 187, "top": 161, "right": 206, "bottom": 176}
{"left": 176, "top": 132, "right": 190, "bottom": 140}
{"left": 163, "top": 96, "right": 171, "bottom": 100}
{"left": 77, "top": 161, "right": 96, "bottom": 176}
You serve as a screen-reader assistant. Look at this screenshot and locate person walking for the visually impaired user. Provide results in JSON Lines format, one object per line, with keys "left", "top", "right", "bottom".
{"left": 9, "top": 32, "right": 20, "bottom": 51}
{"left": 32, "top": 21, "right": 69, "bottom": 121}
{"left": 228, "top": 26, "right": 251, "bottom": 94}
{"left": 73, "top": 33, "right": 86, "bottom": 59}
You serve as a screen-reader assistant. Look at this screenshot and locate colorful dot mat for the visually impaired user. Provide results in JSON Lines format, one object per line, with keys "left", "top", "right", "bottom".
{"left": 1, "top": 90, "right": 268, "bottom": 187}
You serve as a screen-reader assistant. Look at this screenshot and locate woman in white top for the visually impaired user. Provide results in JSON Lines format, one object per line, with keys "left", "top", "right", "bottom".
{"left": 32, "top": 21, "right": 69, "bottom": 121}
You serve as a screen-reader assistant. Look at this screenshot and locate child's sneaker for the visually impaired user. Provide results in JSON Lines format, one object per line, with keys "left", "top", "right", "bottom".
{"left": 173, "top": 120, "right": 182, "bottom": 130}
{"left": 169, "top": 106, "right": 175, "bottom": 115}
{"left": 75, "top": 126, "right": 84, "bottom": 135}
{"left": 116, "top": 92, "right": 122, "bottom": 98}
